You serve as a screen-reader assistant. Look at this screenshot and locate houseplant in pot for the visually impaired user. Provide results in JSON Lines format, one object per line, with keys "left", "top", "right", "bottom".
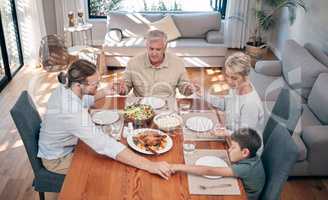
{"left": 246, "top": 0, "right": 307, "bottom": 58}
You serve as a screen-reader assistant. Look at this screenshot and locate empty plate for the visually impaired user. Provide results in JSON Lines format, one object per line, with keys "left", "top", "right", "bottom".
{"left": 92, "top": 110, "right": 120, "bottom": 125}
{"left": 195, "top": 156, "right": 228, "bottom": 179}
{"left": 185, "top": 116, "right": 213, "bottom": 132}
{"left": 140, "top": 97, "right": 166, "bottom": 109}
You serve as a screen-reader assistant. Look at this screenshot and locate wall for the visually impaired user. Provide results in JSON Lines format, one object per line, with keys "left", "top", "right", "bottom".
{"left": 42, "top": 0, "right": 57, "bottom": 35}
{"left": 269, "top": 0, "right": 328, "bottom": 59}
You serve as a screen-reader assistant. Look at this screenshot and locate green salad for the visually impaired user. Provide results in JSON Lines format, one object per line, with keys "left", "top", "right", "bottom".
{"left": 123, "top": 104, "right": 155, "bottom": 121}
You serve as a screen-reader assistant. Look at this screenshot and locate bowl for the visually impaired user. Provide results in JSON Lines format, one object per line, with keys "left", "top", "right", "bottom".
{"left": 153, "top": 112, "right": 183, "bottom": 132}
{"left": 123, "top": 104, "right": 155, "bottom": 126}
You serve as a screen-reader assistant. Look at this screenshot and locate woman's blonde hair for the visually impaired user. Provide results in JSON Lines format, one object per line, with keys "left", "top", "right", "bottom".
{"left": 225, "top": 52, "right": 251, "bottom": 76}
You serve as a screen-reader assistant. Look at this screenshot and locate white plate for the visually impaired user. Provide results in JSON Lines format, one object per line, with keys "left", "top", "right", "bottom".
{"left": 92, "top": 110, "right": 120, "bottom": 125}
{"left": 195, "top": 156, "right": 228, "bottom": 179}
{"left": 127, "top": 128, "right": 173, "bottom": 155}
{"left": 185, "top": 116, "right": 213, "bottom": 132}
{"left": 140, "top": 97, "right": 166, "bottom": 109}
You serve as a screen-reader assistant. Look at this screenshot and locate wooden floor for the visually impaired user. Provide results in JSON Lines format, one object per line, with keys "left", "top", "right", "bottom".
{"left": 1, "top": 62, "right": 328, "bottom": 200}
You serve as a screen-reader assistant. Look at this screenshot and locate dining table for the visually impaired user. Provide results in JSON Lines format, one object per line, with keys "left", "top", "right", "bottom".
{"left": 59, "top": 97, "right": 247, "bottom": 200}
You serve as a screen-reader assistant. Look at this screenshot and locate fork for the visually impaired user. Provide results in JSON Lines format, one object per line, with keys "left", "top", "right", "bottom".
{"left": 199, "top": 183, "right": 232, "bottom": 190}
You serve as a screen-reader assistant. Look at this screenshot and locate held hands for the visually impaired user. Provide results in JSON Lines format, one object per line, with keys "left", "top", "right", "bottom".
{"left": 184, "top": 81, "right": 201, "bottom": 96}
{"left": 146, "top": 161, "right": 174, "bottom": 180}
{"left": 111, "top": 78, "right": 127, "bottom": 95}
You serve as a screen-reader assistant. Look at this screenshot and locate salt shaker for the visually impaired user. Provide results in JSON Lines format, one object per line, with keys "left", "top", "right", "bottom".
{"left": 127, "top": 122, "right": 134, "bottom": 136}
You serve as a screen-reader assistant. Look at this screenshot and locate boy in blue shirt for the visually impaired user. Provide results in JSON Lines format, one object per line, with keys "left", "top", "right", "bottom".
{"left": 171, "top": 128, "right": 265, "bottom": 200}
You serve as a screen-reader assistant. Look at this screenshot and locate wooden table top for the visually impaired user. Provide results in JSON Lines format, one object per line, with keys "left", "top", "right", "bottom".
{"left": 59, "top": 97, "right": 246, "bottom": 200}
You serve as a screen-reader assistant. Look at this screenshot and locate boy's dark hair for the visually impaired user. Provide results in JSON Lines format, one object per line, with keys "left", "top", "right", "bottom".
{"left": 231, "top": 128, "right": 262, "bottom": 158}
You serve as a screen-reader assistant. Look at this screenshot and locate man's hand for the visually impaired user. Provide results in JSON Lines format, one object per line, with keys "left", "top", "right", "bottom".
{"left": 184, "top": 82, "right": 201, "bottom": 96}
{"left": 111, "top": 78, "right": 127, "bottom": 95}
{"left": 146, "top": 161, "right": 173, "bottom": 180}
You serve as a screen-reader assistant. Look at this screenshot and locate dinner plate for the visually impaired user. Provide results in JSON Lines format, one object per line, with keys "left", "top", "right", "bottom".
{"left": 185, "top": 116, "right": 213, "bottom": 132}
{"left": 92, "top": 110, "right": 120, "bottom": 125}
{"left": 195, "top": 156, "right": 228, "bottom": 179}
{"left": 126, "top": 128, "right": 173, "bottom": 155}
{"left": 140, "top": 97, "right": 166, "bottom": 110}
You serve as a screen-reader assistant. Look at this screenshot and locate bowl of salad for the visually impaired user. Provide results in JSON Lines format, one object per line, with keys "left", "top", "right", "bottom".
{"left": 123, "top": 104, "right": 155, "bottom": 126}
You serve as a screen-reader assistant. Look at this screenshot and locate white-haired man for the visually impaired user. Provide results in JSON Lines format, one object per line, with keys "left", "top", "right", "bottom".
{"left": 114, "top": 29, "right": 199, "bottom": 97}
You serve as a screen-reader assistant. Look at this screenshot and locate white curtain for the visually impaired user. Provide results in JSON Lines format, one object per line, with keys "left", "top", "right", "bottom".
{"left": 224, "top": 0, "right": 249, "bottom": 49}
{"left": 16, "top": 0, "right": 46, "bottom": 66}
{"left": 55, "top": 0, "right": 85, "bottom": 35}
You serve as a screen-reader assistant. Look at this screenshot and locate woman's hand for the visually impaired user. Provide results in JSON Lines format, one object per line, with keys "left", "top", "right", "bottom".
{"left": 146, "top": 161, "right": 173, "bottom": 180}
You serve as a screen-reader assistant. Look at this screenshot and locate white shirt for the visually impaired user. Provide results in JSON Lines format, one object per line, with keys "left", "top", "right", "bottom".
{"left": 37, "top": 84, "right": 126, "bottom": 160}
{"left": 207, "top": 85, "right": 264, "bottom": 155}
{"left": 208, "top": 86, "right": 264, "bottom": 134}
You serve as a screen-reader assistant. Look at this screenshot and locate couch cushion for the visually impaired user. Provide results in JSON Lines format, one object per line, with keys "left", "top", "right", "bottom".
{"left": 104, "top": 38, "right": 227, "bottom": 57}
{"left": 292, "top": 134, "right": 307, "bottom": 161}
{"left": 255, "top": 61, "right": 282, "bottom": 76}
{"left": 167, "top": 39, "right": 226, "bottom": 56}
{"left": 172, "top": 12, "right": 220, "bottom": 38}
{"left": 149, "top": 15, "right": 181, "bottom": 41}
{"left": 282, "top": 40, "right": 328, "bottom": 99}
{"left": 250, "top": 68, "right": 286, "bottom": 101}
{"left": 206, "top": 30, "right": 224, "bottom": 44}
{"left": 107, "top": 12, "right": 164, "bottom": 37}
{"left": 304, "top": 43, "right": 328, "bottom": 67}
{"left": 307, "top": 73, "right": 328, "bottom": 125}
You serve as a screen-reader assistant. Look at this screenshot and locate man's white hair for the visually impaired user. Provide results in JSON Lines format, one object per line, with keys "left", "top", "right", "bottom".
{"left": 146, "top": 29, "right": 168, "bottom": 43}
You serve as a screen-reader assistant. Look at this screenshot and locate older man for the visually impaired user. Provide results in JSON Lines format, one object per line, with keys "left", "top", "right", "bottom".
{"left": 114, "top": 29, "right": 198, "bottom": 97}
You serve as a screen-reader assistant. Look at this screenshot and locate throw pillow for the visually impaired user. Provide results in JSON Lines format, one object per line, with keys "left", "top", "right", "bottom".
{"left": 148, "top": 15, "right": 181, "bottom": 41}
{"left": 304, "top": 43, "right": 328, "bottom": 67}
{"left": 107, "top": 28, "right": 123, "bottom": 42}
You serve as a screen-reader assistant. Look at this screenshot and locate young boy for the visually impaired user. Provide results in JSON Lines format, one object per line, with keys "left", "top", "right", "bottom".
{"left": 171, "top": 128, "right": 265, "bottom": 200}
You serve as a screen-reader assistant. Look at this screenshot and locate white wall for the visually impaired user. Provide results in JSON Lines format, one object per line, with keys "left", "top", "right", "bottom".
{"left": 269, "top": 0, "right": 328, "bottom": 59}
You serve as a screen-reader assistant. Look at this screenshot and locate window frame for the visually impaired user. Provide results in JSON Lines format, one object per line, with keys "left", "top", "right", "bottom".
{"left": 87, "top": 0, "right": 227, "bottom": 19}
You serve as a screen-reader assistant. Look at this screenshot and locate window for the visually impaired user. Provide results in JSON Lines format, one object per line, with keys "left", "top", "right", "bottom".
{"left": 88, "top": 0, "right": 227, "bottom": 19}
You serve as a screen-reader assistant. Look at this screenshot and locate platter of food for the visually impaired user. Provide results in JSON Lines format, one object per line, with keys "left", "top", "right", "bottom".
{"left": 153, "top": 112, "right": 183, "bottom": 132}
{"left": 127, "top": 128, "right": 173, "bottom": 155}
{"left": 123, "top": 104, "right": 155, "bottom": 125}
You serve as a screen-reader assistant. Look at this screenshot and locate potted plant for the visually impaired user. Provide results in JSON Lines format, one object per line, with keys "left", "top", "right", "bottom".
{"left": 246, "top": 0, "right": 307, "bottom": 58}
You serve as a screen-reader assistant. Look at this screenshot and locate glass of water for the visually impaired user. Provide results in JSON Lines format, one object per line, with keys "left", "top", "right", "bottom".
{"left": 183, "top": 140, "right": 196, "bottom": 155}
{"left": 110, "top": 124, "right": 121, "bottom": 141}
{"left": 178, "top": 101, "right": 191, "bottom": 115}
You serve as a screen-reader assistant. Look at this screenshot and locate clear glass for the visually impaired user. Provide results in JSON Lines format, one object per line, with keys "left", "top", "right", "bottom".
{"left": 183, "top": 140, "right": 196, "bottom": 155}
{"left": 110, "top": 124, "right": 121, "bottom": 141}
{"left": 178, "top": 101, "right": 191, "bottom": 115}
{"left": 0, "top": 1, "right": 22, "bottom": 74}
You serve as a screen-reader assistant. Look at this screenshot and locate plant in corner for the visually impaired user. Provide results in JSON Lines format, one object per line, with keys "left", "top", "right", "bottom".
{"left": 246, "top": 0, "right": 307, "bottom": 58}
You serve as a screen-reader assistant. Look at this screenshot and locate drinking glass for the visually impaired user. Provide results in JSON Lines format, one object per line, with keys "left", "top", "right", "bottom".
{"left": 110, "top": 124, "right": 121, "bottom": 141}
{"left": 183, "top": 140, "right": 196, "bottom": 155}
{"left": 178, "top": 101, "right": 191, "bottom": 115}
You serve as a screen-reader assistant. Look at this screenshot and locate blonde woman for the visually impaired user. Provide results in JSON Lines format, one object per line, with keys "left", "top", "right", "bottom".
{"left": 208, "top": 52, "right": 264, "bottom": 146}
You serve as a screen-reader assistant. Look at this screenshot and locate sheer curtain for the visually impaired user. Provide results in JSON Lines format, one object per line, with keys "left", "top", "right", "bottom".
{"left": 224, "top": 0, "right": 250, "bottom": 49}
{"left": 16, "top": 0, "right": 46, "bottom": 66}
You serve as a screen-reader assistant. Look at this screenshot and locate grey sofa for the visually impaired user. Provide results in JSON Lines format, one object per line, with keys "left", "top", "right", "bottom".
{"left": 250, "top": 39, "right": 328, "bottom": 176}
{"left": 103, "top": 12, "right": 227, "bottom": 67}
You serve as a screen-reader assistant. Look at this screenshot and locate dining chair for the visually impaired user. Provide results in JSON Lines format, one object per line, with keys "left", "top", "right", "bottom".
{"left": 10, "top": 91, "right": 65, "bottom": 200}
{"left": 260, "top": 123, "right": 299, "bottom": 200}
{"left": 262, "top": 87, "right": 303, "bottom": 145}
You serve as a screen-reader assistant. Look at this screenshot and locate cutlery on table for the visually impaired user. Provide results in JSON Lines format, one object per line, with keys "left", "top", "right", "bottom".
{"left": 199, "top": 183, "right": 232, "bottom": 190}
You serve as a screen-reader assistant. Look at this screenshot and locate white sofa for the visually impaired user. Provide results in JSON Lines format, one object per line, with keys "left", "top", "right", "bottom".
{"left": 103, "top": 12, "right": 227, "bottom": 67}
